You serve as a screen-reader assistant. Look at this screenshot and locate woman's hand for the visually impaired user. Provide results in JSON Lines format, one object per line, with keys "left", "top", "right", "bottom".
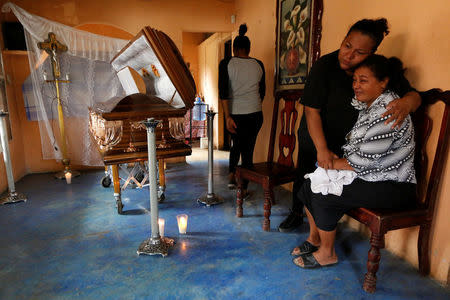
{"left": 382, "top": 91, "right": 421, "bottom": 128}
{"left": 332, "top": 158, "right": 353, "bottom": 170}
{"left": 226, "top": 116, "right": 237, "bottom": 134}
{"left": 317, "top": 148, "right": 338, "bottom": 169}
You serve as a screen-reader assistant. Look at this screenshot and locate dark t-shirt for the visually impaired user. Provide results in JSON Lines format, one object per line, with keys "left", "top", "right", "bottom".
{"left": 298, "top": 50, "right": 413, "bottom": 159}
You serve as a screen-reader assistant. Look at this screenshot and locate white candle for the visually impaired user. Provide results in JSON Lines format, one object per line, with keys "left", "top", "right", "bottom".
{"left": 65, "top": 171, "right": 72, "bottom": 184}
{"left": 177, "top": 214, "right": 188, "bottom": 234}
{"left": 158, "top": 218, "right": 165, "bottom": 237}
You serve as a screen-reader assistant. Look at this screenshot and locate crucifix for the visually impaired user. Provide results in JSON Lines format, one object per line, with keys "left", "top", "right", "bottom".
{"left": 38, "top": 32, "right": 79, "bottom": 180}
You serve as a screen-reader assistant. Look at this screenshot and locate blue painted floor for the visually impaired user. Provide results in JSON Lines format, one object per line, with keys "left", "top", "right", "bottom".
{"left": 0, "top": 152, "right": 449, "bottom": 299}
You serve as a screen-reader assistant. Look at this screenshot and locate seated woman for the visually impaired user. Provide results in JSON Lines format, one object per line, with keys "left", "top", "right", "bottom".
{"left": 292, "top": 54, "right": 417, "bottom": 268}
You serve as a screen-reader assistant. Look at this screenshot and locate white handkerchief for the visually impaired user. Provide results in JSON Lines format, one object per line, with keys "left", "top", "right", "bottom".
{"left": 304, "top": 167, "right": 357, "bottom": 196}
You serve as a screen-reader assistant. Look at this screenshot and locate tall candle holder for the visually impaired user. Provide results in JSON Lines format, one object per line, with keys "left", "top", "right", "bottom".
{"left": 38, "top": 32, "right": 80, "bottom": 180}
{"left": 137, "top": 118, "right": 174, "bottom": 257}
{"left": 0, "top": 111, "right": 26, "bottom": 205}
{"left": 197, "top": 109, "right": 223, "bottom": 206}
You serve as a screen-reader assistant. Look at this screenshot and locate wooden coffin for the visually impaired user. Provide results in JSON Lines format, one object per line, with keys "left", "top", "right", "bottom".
{"left": 89, "top": 27, "right": 196, "bottom": 165}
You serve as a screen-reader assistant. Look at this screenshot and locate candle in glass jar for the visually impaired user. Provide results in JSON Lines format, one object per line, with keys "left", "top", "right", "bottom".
{"left": 177, "top": 214, "right": 188, "bottom": 234}
{"left": 158, "top": 218, "right": 165, "bottom": 237}
{"left": 65, "top": 171, "right": 72, "bottom": 184}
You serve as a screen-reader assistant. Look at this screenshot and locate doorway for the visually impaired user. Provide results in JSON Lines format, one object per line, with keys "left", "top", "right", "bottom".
{"left": 221, "top": 39, "right": 232, "bottom": 150}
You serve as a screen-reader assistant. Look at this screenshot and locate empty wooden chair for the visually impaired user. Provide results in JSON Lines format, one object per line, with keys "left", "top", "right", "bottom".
{"left": 235, "top": 93, "right": 301, "bottom": 231}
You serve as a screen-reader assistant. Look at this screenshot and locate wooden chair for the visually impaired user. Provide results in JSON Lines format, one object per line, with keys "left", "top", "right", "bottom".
{"left": 346, "top": 89, "right": 449, "bottom": 293}
{"left": 235, "top": 93, "right": 300, "bottom": 231}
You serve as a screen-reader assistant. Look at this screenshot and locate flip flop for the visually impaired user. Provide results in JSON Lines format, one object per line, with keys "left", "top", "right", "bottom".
{"left": 291, "top": 240, "right": 319, "bottom": 256}
{"left": 292, "top": 253, "right": 338, "bottom": 269}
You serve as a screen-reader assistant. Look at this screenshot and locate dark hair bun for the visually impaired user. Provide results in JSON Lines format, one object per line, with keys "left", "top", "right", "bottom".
{"left": 348, "top": 18, "right": 390, "bottom": 52}
{"left": 374, "top": 18, "right": 390, "bottom": 37}
{"left": 239, "top": 24, "right": 247, "bottom": 36}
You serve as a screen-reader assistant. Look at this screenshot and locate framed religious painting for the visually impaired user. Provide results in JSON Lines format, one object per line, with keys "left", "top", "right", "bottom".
{"left": 275, "top": 0, "right": 323, "bottom": 97}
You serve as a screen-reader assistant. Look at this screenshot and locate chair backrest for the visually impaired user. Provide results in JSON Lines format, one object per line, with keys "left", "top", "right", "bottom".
{"left": 267, "top": 93, "right": 301, "bottom": 167}
{"left": 413, "top": 89, "right": 449, "bottom": 214}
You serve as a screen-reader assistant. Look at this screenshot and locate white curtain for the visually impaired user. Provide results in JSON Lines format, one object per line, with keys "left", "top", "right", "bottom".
{"left": 2, "top": 2, "right": 129, "bottom": 165}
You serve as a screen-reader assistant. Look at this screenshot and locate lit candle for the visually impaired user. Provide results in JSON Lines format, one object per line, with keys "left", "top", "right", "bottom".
{"left": 158, "top": 218, "right": 165, "bottom": 237}
{"left": 177, "top": 214, "right": 188, "bottom": 234}
{"left": 65, "top": 171, "right": 72, "bottom": 184}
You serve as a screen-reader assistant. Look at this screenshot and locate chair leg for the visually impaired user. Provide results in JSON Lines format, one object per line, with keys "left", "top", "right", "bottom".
{"left": 262, "top": 188, "right": 273, "bottom": 231}
{"left": 236, "top": 181, "right": 243, "bottom": 218}
{"left": 363, "top": 232, "right": 385, "bottom": 293}
{"left": 418, "top": 222, "right": 431, "bottom": 275}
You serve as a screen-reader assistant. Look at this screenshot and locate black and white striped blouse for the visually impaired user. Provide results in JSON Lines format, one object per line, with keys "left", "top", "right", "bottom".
{"left": 342, "top": 91, "right": 416, "bottom": 183}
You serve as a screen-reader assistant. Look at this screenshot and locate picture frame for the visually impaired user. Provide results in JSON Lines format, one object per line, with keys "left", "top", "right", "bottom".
{"left": 274, "top": 0, "right": 323, "bottom": 97}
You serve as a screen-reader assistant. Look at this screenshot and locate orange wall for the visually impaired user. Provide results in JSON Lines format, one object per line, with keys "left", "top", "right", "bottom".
{"left": 182, "top": 32, "right": 207, "bottom": 90}
{"left": 234, "top": 0, "right": 449, "bottom": 285}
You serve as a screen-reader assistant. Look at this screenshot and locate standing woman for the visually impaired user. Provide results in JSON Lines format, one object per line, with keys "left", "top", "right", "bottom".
{"left": 219, "top": 24, "right": 266, "bottom": 191}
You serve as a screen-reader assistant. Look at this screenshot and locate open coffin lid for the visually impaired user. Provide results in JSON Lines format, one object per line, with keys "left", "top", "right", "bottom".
{"left": 109, "top": 26, "right": 196, "bottom": 111}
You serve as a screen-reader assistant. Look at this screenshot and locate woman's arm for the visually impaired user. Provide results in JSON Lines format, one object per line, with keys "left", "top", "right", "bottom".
{"left": 383, "top": 91, "right": 421, "bottom": 128}
{"left": 332, "top": 158, "right": 354, "bottom": 170}
{"left": 220, "top": 99, "right": 237, "bottom": 134}
{"left": 305, "top": 106, "right": 338, "bottom": 169}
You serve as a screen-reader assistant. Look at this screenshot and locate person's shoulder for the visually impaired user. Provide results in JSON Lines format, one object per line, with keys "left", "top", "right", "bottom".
{"left": 313, "top": 50, "right": 339, "bottom": 67}
{"left": 251, "top": 57, "right": 265, "bottom": 70}
{"left": 251, "top": 57, "right": 264, "bottom": 64}
{"left": 219, "top": 57, "right": 233, "bottom": 66}
{"left": 380, "top": 91, "right": 400, "bottom": 106}
{"left": 370, "top": 91, "right": 399, "bottom": 116}
{"left": 307, "top": 50, "right": 339, "bottom": 76}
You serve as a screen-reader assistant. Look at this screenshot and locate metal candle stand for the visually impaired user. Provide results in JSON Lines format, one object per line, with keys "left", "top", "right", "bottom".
{"left": 137, "top": 118, "right": 174, "bottom": 257}
{"left": 197, "top": 109, "right": 223, "bottom": 206}
{"left": 0, "top": 111, "right": 26, "bottom": 205}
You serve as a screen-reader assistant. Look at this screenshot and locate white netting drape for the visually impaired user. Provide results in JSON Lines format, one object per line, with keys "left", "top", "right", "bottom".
{"left": 2, "top": 2, "right": 129, "bottom": 165}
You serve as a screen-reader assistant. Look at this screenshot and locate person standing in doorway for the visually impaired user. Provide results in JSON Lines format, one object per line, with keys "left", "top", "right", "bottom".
{"left": 219, "top": 23, "right": 266, "bottom": 194}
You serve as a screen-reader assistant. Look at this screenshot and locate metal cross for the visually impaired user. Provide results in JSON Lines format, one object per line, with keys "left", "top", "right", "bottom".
{"left": 38, "top": 32, "right": 68, "bottom": 78}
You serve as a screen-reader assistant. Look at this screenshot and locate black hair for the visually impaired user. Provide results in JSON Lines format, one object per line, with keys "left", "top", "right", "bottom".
{"left": 233, "top": 24, "right": 250, "bottom": 54}
{"left": 357, "top": 54, "right": 406, "bottom": 94}
{"left": 347, "top": 18, "right": 390, "bottom": 52}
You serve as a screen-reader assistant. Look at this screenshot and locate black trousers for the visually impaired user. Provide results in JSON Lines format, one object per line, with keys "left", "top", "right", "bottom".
{"left": 229, "top": 111, "right": 263, "bottom": 174}
{"left": 292, "top": 122, "right": 345, "bottom": 215}
{"left": 298, "top": 178, "right": 416, "bottom": 231}
{"left": 291, "top": 126, "right": 317, "bottom": 213}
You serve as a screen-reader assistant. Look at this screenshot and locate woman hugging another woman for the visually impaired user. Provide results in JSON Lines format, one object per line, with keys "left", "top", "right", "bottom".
{"left": 292, "top": 54, "right": 417, "bottom": 269}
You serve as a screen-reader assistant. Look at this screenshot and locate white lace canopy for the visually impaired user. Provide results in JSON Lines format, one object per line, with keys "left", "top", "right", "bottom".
{"left": 2, "top": 2, "right": 129, "bottom": 166}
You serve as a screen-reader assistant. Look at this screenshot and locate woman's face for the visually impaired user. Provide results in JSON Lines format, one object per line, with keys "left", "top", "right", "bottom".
{"left": 353, "top": 66, "right": 388, "bottom": 106}
{"left": 338, "top": 31, "right": 375, "bottom": 73}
